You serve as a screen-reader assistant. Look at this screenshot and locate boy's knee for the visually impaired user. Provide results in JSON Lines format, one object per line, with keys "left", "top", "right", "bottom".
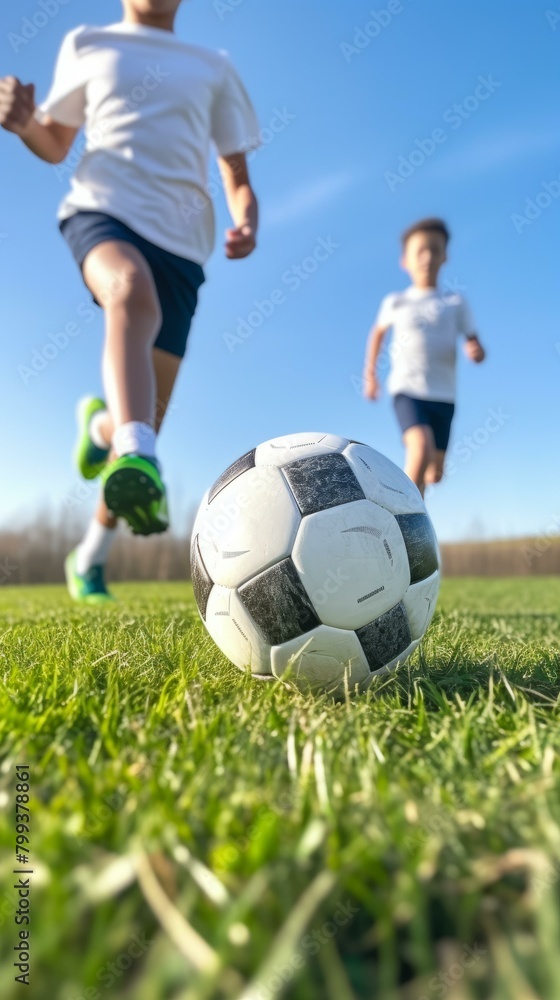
{"left": 106, "top": 266, "right": 161, "bottom": 322}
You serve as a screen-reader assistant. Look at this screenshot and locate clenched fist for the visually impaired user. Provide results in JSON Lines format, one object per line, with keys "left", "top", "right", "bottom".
{"left": 464, "top": 337, "right": 486, "bottom": 364}
{"left": 0, "top": 77, "right": 36, "bottom": 135}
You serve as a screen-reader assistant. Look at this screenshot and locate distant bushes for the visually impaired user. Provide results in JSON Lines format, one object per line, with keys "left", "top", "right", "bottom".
{"left": 0, "top": 512, "right": 193, "bottom": 586}
{"left": 0, "top": 515, "right": 558, "bottom": 585}
{"left": 441, "top": 537, "right": 560, "bottom": 577}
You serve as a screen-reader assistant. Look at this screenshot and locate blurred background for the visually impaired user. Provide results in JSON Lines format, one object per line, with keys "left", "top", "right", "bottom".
{"left": 0, "top": 0, "right": 558, "bottom": 582}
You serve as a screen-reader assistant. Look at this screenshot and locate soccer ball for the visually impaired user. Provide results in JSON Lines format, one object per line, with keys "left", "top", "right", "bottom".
{"left": 191, "top": 432, "right": 440, "bottom": 696}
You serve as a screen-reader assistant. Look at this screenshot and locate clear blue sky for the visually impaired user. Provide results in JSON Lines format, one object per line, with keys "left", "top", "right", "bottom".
{"left": 1, "top": 0, "right": 558, "bottom": 541}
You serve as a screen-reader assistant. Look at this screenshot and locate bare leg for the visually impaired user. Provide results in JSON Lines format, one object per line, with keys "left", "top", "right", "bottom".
{"left": 82, "top": 240, "right": 167, "bottom": 530}
{"left": 95, "top": 347, "right": 182, "bottom": 528}
{"left": 403, "top": 425, "right": 435, "bottom": 498}
{"left": 83, "top": 240, "right": 162, "bottom": 428}
{"left": 424, "top": 449, "right": 446, "bottom": 488}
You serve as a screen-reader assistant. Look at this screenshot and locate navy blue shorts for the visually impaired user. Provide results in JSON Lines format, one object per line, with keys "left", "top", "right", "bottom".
{"left": 60, "top": 211, "right": 205, "bottom": 358}
{"left": 393, "top": 394, "right": 455, "bottom": 451}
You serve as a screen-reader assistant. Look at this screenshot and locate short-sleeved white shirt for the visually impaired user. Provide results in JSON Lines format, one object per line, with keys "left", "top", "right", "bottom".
{"left": 36, "top": 23, "right": 261, "bottom": 264}
{"left": 376, "top": 286, "right": 476, "bottom": 403}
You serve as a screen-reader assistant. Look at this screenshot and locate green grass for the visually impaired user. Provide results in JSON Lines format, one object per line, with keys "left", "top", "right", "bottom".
{"left": 1, "top": 578, "right": 560, "bottom": 1000}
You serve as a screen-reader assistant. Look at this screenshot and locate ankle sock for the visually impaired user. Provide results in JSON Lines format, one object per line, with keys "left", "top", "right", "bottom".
{"left": 112, "top": 421, "right": 157, "bottom": 459}
{"left": 76, "top": 519, "right": 117, "bottom": 574}
{"left": 89, "top": 410, "right": 110, "bottom": 450}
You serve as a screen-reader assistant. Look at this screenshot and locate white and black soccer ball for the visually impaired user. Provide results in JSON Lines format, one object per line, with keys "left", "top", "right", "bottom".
{"left": 191, "top": 433, "right": 440, "bottom": 695}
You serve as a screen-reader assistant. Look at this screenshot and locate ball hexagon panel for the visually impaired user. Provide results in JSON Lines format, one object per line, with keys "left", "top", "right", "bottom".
{"left": 403, "top": 570, "right": 440, "bottom": 640}
{"left": 355, "top": 601, "right": 412, "bottom": 673}
{"left": 205, "top": 585, "right": 272, "bottom": 675}
{"left": 395, "top": 514, "right": 439, "bottom": 583}
{"left": 344, "top": 442, "right": 425, "bottom": 516}
{"left": 271, "top": 625, "right": 371, "bottom": 695}
{"left": 292, "top": 499, "right": 410, "bottom": 630}
{"left": 238, "top": 557, "right": 321, "bottom": 646}
{"left": 197, "top": 465, "right": 300, "bottom": 589}
{"left": 255, "top": 432, "right": 348, "bottom": 469}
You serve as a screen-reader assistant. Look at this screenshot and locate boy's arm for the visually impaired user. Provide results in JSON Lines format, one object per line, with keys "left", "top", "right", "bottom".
{"left": 218, "top": 152, "right": 258, "bottom": 259}
{"left": 0, "top": 76, "right": 78, "bottom": 164}
{"left": 363, "top": 323, "right": 390, "bottom": 400}
{"left": 464, "top": 334, "right": 486, "bottom": 363}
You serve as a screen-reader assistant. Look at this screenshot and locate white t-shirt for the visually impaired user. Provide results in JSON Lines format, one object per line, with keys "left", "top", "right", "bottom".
{"left": 376, "top": 286, "right": 476, "bottom": 403}
{"left": 36, "top": 23, "right": 261, "bottom": 264}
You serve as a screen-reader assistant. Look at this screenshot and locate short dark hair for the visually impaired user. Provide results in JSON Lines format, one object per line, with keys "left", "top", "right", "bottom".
{"left": 401, "top": 217, "right": 450, "bottom": 248}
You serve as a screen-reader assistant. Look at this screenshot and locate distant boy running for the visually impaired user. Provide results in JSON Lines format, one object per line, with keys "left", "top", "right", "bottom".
{"left": 0, "top": 0, "right": 259, "bottom": 602}
{"left": 363, "top": 218, "right": 486, "bottom": 496}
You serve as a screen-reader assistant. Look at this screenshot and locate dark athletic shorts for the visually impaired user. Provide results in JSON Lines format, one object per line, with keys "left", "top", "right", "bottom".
{"left": 393, "top": 393, "right": 455, "bottom": 451}
{"left": 60, "top": 211, "right": 205, "bottom": 358}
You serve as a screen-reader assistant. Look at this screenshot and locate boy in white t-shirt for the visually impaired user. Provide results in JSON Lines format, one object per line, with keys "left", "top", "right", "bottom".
{"left": 363, "top": 218, "right": 486, "bottom": 496}
{"left": 0, "top": 0, "right": 260, "bottom": 603}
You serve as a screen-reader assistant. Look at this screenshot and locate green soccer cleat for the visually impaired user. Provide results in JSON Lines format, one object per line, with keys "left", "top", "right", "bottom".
{"left": 74, "top": 396, "right": 110, "bottom": 480}
{"left": 64, "top": 548, "right": 115, "bottom": 605}
{"left": 101, "top": 455, "right": 169, "bottom": 536}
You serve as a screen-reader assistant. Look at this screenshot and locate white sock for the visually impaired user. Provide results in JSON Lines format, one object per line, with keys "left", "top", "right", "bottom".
{"left": 90, "top": 410, "right": 110, "bottom": 449}
{"left": 76, "top": 519, "right": 117, "bottom": 574}
{"left": 112, "top": 421, "right": 157, "bottom": 459}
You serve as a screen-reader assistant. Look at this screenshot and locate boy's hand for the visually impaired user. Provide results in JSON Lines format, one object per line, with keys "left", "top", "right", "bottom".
{"left": 225, "top": 224, "right": 256, "bottom": 260}
{"left": 363, "top": 372, "right": 380, "bottom": 400}
{"left": 464, "top": 337, "right": 486, "bottom": 364}
{"left": 0, "top": 78, "right": 36, "bottom": 135}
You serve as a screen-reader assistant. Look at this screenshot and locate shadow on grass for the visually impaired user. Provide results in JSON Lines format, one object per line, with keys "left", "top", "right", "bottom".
{"left": 367, "top": 654, "right": 560, "bottom": 710}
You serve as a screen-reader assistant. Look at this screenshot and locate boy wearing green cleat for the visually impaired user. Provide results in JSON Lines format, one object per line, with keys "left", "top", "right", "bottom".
{"left": 0, "top": 0, "right": 259, "bottom": 601}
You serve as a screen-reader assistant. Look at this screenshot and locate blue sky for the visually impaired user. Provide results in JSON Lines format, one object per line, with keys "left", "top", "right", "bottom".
{"left": 0, "top": 0, "right": 558, "bottom": 542}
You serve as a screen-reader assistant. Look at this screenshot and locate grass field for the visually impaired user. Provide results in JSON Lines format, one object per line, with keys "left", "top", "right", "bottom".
{"left": 1, "top": 578, "right": 559, "bottom": 1000}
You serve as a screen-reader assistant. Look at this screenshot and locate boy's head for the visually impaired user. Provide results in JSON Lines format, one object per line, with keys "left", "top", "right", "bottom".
{"left": 400, "top": 218, "right": 450, "bottom": 289}
{"left": 122, "top": 0, "right": 184, "bottom": 26}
